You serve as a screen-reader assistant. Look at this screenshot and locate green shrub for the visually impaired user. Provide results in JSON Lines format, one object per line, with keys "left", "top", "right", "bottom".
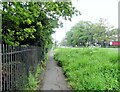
{"left": 25, "top": 72, "right": 38, "bottom": 90}
{"left": 24, "top": 64, "right": 42, "bottom": 90}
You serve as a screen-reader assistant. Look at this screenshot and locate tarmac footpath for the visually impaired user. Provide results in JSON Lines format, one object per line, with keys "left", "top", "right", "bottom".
{"left": 40, "top": 49, "right": 71, "bottom": 91}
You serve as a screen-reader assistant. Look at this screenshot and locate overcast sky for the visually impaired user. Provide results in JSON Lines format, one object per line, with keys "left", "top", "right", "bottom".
{"left": 52, "top": 0, "right": 119, "bottom": 43}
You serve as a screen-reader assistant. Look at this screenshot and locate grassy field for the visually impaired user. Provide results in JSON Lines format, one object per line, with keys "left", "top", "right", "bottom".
{"left": 54, "top": 47, "right": 119, "bottom": 91}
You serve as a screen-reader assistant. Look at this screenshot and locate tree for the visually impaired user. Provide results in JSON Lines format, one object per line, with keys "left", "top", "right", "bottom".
{"left": 65, "top": 21, "right": 93, "bottom": 47}
{"left": 64, "top": 19, "right": 117, "bottom": 47}
{"left": 2, "top": 2, "right": 80, "bottom": 46}
{"left": 91, "top": 19, "right": 117, "bottom": 47}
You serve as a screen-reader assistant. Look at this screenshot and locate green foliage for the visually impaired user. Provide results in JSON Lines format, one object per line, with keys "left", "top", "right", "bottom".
{"left": 2, "top": 2, "right": 79, "bottom": 46}
{"left": 54, "top": 48, "right": 119, "bottom": 90}
{"left": 2, "top": 2, "right": 80, "bottom": 65}
{"left": 63, "top": 19, "right": 117, "bottom": 47}
{"left": 25, "top": 72, "right": 38, "bottom": 90}
{"left": 24, "top": 64, "right": 42, "bottom": 90}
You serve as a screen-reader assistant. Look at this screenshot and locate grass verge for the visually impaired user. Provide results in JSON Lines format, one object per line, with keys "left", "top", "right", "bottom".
{"left": 54, "top": 47, "right": 119, "bottom": 91}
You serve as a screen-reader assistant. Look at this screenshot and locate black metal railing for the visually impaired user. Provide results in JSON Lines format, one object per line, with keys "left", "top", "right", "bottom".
{"left": 0, "top": 44, "right": 43, "bottom": 91}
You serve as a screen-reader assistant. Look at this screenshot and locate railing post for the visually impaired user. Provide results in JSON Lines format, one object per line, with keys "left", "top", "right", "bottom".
{"left": 0, "top": 44, "right": 1, "bottom": 91}
{"left": 25, "top": 47, "right": 29, "bottom": 78}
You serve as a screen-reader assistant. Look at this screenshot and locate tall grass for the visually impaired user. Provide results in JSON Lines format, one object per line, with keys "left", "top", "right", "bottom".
{"left": 24, "top": 64, "right": 41, "bottom": 90}
{"left": 54, "top": 47, "right": 119, "bottom": 91}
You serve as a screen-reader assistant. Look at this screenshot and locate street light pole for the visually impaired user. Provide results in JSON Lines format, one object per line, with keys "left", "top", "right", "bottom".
{"left": 55, "top": 30, "right": 56, "bottom": 48}
{"left": 65, "top": 19, "right": 66, "bottom": 48}
{"left": 118, "top": 1, "right": 120, "bottom": 42}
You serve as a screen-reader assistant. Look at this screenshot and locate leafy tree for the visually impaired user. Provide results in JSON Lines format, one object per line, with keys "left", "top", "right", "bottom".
{"left": 2, "top": 2, "right": 80, "bottom": 46}
{"left": 65, "top": 21, "right": 93, "bottom": 47}
{"left": 64, "top": 19, "right": 117, "bottom": 47}
{"left": 91, "top": 19, "right": 118, "bottom": 46}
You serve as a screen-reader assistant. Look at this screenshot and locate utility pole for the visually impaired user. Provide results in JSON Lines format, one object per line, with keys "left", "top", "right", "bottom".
{"left": 118, "top": 1, "right": 120, "bottom": 50}
{"left": 65, "top": 19, "right": 66, "bottom": 48}
{"left": 55, "top": 31, "right": 56, "bottom": 48}
{"left": 118, "top": 1, "right": 120, "bottom": 32}
{"left": 118, "top": 1, "right": 120, "bottom": 40}
{"left": 54, "top": 30, "right": 56, "bottom": 49}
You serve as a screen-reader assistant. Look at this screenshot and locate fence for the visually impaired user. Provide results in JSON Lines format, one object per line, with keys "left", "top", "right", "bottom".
{"left": 0, "top": 44, "right": 43, "bottom": 91}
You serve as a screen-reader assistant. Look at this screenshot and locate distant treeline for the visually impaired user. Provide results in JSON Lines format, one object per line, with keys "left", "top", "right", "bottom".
{"left": 61, "top": 19, "right": 118, "bottom": 47}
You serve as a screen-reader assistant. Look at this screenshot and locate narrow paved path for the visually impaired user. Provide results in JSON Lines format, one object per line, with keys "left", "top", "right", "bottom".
{"left": 41, "top": 49, "right": 71, "bottom": 90}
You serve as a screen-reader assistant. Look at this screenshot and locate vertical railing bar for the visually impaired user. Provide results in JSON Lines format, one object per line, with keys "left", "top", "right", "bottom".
{"left": 6, "top": 45, "right": 8, "bottom": 91}
{"left": 20, "top": 46, "right": 23, "bottom": 89}
{"left": 4, "top": 44, "right": 6, "bottom": 91}
{"left": 8, "top": 45, "right": 10, "bottom": 90}
{"left": 6, "top": 45, "right": 9, "bottom": 90}
{"left": 26, "top": 47, "right": 29, "bottom": 78}
{"left": 2, "top": 44, "right": 3, "bottom": 90}
{"left": 0, "top": 44, "right": 2, "bottom": 91}
{"left": 18, "top": 46, "right": 21, "bottom": 89}
{"left": 4, "top": 45, "right": 7, "bottom": 90}
{"left": 2, "top": 44, "right": 4, "bottom": 91}
{"left": 7, "top": 45, "right": 9, "bottom": 90}
{"left": 13, "top": 46, "right": 15, "bottom": 89}
{"left": 14, "top": 46, "right": 16, "bottom": 89}
{"left": 17, "top": 46, "right": 20, "bottom": 89}
{"left": 10, "top": 46, "right": 13, "bottom": 90}
{"left": 6, "top": 44, "right": 8, "bottom": 91}
{"left": 5, "top": 45, "right": 7, "bottom": 91}
{"left": 8, "top": 45, "right": 9, "bottom": 90}
{"left": 15, "top": 46, "right": 17, "bottom": 89}
{"left": 14, "top": 47, "right": 17, "bottom": 89}
{"left": 13, "top": 46, "right": 15, "bottom": 90}
{"left": 9, "top": 45, "right": 11, "bottom": 90}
